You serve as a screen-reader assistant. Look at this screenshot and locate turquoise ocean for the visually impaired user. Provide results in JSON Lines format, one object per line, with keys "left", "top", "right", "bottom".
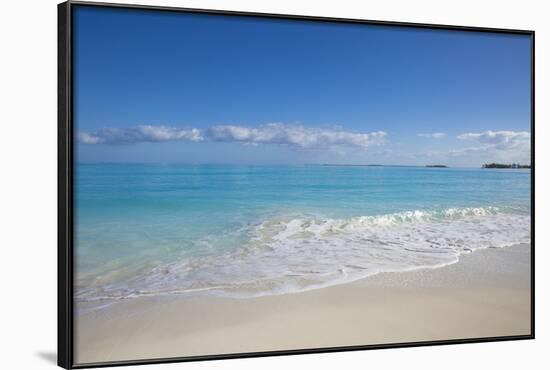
{"left": 75, "top": 164, "right": 531, "bottom": 303}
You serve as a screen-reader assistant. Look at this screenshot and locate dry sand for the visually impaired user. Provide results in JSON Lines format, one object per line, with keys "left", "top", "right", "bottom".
{"left": 75, "top": 243, "right": 531, "bottom": 364}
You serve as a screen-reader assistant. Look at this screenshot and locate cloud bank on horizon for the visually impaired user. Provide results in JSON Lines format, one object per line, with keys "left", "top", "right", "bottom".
{"left": 77, "top": 124, "right": 531, "bottom": 165}
{"left": 448, "top": 130, "right": 531, "bottom": 163}
{"left": 208, "top": 123, "right": 387, "bottom": 150}
{"left": 78, "top": 123, "right": 387, "bottom": 152}
{"left": 457, "top": 130, "right": 530, "bottom": 148}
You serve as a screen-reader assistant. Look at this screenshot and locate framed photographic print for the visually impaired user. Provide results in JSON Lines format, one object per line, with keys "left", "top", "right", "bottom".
{"left": 58, "top": 1, "right": 535, "bottom": 368}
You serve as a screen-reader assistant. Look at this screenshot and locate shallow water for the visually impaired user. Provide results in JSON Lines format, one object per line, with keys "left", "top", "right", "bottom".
{"left": 75, "top": 164, "right": 531, "bottom": 301}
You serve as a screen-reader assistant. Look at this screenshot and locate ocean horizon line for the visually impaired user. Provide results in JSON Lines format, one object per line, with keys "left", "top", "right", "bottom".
{"left": 75, "top": 162, "right": 533, "bottom": 171}
{"left": 74, "top": 162, "right": 493, "bottom": 169}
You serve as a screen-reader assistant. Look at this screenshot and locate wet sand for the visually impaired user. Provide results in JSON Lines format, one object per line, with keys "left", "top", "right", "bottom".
{"left": 75, "top": 244, "right": 531, "bottom": 365}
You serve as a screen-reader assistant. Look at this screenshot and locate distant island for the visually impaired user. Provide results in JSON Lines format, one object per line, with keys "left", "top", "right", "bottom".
{"left": 425, "top": 165, "right": 448, "bottom": 168}
{"left": 482, "top": 163, "right": 531, "bottom": 169}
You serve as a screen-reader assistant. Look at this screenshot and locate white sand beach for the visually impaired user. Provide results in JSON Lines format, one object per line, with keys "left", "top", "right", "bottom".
{"left": 74, "top": 243, "right": 531, "bottom": 364}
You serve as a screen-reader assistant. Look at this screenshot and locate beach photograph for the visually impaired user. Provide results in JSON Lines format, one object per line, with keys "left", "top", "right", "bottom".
{"left": 72, "top": 6, "right": 532, "bottom": 365}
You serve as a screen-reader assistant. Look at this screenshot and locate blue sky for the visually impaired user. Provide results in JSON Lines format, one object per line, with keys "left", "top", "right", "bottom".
{"left": 73, "top": 6, "right": 532, "bottom": 166}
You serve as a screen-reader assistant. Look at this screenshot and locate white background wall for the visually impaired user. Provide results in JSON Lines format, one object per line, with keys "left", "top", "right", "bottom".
{"left": 0, "top": 0, "right": 547, "bottom": 369}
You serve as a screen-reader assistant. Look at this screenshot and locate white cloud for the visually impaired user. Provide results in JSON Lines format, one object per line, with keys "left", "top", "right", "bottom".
{"left": 78, "top": 125, "right": 203, "bottom": 144}
{"left": 77, "top": 123, "right": 386, "bottom": 152}
{"left": 451, "top": 130, "right": 531, "bottom": 163}
{"left": 208, "top": 123, "right": 386, "bottom": 151}
{"left": 418, "top": 132, "right": 446, "bottom": 139}
{"left": 457, "top": 130, "right": 530, "bottom": 149}
{"left": 78, "top": 132, "right": 103, "bottom": 144}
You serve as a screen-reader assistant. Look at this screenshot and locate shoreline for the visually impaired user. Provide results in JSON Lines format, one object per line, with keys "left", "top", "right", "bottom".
{"left": 75, "top": 243, "right": 531, "bottom": 365}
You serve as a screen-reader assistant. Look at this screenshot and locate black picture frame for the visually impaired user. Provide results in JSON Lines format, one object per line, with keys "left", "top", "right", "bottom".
{"left": 58, "top": 1, "right": 535, "bottom": 369}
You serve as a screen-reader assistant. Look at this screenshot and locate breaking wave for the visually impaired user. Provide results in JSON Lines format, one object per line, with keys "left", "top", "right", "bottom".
{"left": 76, "top": 206, "right": 530, "bottom": 302}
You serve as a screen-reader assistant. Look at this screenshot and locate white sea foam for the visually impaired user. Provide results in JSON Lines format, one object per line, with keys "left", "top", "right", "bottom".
{"left": 76, "top": 206, "right": 530, "bottom": 303}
